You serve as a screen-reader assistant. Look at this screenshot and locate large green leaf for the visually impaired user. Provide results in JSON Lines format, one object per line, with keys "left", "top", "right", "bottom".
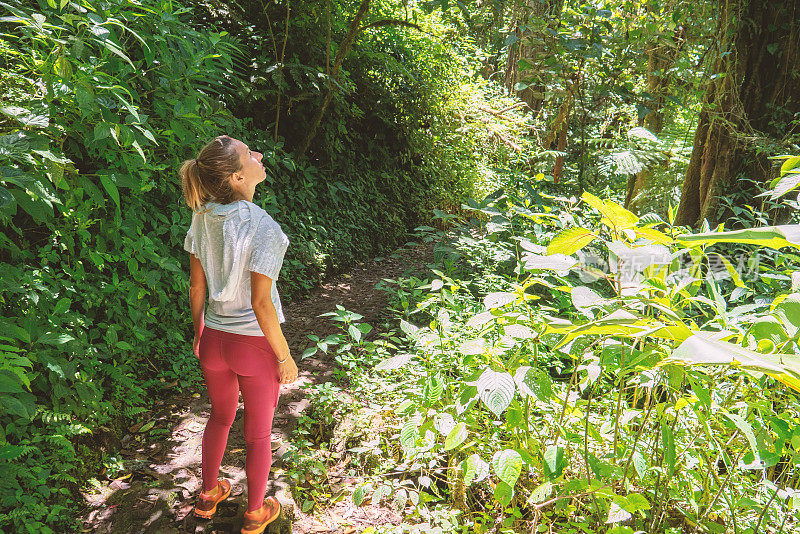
{"left": 542, "top": 444, "right": 565, "bottom": 480}
{"left": 632, "top": 451, "right": 647, "bottom": 480}
{"left": 0, "top": 393, "right": 36, "bottom": 420}
{"left": 423, "top": 373, "right": 445, "bottom": 404}
{"left": 492, "top": 449, "right": 523, "bottom": 487}
{"left": 768, "top": 156, "right": 800, "bottom": 199}
{"left": 0, "top": 184, "right": 14, "bottom": 210}
{"left": 774, "top": 294, "right": 800, "bottom": 337}
{"left": 461, "top": 453, "right": 489, "bottom": 486}
{"left": 747, "top": 316, "right": 788, "bottom": 348}
{"left": 0, "top": 370, "right": 24, "bottom": 393}
{"left": 581, "top": 191, "right": 639, "bottom": 229}
{"left": 36, "top": 332, "right": 75, "bottom": 345}
{"left": 99, "top": 173, "right": 120, "bottom": 210}
{"left": 458, "top": 338, "right": 486, "bottom": 355}
{"left": 400, "top": 415, "right": 422, "bottom": 452}
{"left": 433, "top": 412, "right": 455, "bottom": 436}
{"left": 504, "top": 324, "right": 535, "bottom": 339}
{"left": 551, "top": 309, "right": 692, "bottom": 350}
{"left": 547, "top": 227, "right": 596, "bottom": 255}
{"left": 665, "top": 333, "right": 800, "bottom": 393}
{"left": 527, "top": 481, "right": 553, "bottom": 505}
{"left": 493, "top": 480, "right": 514, "bottom": 507}
{"left": 571, "top": 286, "right": 605, "bottom": 317}
{"left": 779, "top": 155, "right": 800, "bottom": 176}
{"left": 677, "top": 225, "right": 800, "bottom": 250}
{"left": 476, "top": 367, "right": 515, "bottom": 416}
{"left": 0, "top": 105, "right": 49, "bottom": 128}
{"left": 444, "top": 422, "right": 467, "bottom": 451}
{"left": 635, "top": 226, "right": 673, "bottom": 245}
{"left": 466, "top": 311, "right": 496, "bottom": 329}
{"left": 523, "top": 253, "right": 578, "bottom": 272}
{"left": 352, "top": 485, "right": 366, "bottom": 506}
{"left": 371, "top": 484, "right": 391, "bottom": 506}
{"left": 723, "top": 411, "right": 760, "bottom": 465}
{"left": 513, "top": 366, "right": 552, "bottom": 401}
{"left": 770, "top": 172, "right": 800, "bottom": 200}
{"left": 483, "top": 291, "right": 516, "bottom": 309}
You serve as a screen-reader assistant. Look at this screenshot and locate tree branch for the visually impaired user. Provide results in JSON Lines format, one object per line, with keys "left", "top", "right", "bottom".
{"left": 358, "top": 19, "right": 422, "bottom": 32}
{"left": 295, "top": 0, "right": 372, "bottom": 158}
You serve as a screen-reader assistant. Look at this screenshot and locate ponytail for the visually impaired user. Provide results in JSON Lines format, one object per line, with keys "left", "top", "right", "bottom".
{"left": 179, "top": 135, "right": 241, "bottom": 213}
{"left": 180, "top": 158, "right": 206, "bottom": 213}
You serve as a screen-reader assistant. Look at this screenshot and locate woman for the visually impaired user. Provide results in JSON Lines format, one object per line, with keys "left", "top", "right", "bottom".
{"left": 180, "top": 135, "right": 299, "bottom": 534}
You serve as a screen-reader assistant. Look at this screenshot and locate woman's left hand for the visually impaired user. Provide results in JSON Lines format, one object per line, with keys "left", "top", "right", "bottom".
{"left": 193, "top": 335, "right": 201, "bottom": 359}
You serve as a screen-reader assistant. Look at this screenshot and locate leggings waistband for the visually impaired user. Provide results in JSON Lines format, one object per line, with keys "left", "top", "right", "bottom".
{"left": 202, "top": 325, "right": 265, "bottom": 342}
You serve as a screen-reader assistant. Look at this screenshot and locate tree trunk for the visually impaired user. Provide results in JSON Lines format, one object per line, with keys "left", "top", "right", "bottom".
{"left": 294, "top": 0, "right": 372, "bottom": 159}
{"left": 546, "top": 76, "right": 578, "bottom": 183}
{"left": 625, "top": 24, "right": 685, "bottom": 212}
{"left": 674, "top": 0, "right": 800, "bottom": 227}
{"left": 479, "top": 0, "right": 506, "bottom": 80}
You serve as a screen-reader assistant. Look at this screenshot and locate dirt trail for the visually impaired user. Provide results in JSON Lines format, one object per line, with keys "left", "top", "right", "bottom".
{"left": 80, "top": 239, "right": 435, "bottom": 533}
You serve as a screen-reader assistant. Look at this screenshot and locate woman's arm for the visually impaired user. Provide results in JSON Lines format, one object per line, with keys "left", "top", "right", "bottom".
{"left": 251, "top": 271, "right": 297, "bottom": 384}
{"left": 189, "top": 254, "right": 207, "bottom": 338}
{"left": 250, "top": 271, "right": 290, "bottom": 361}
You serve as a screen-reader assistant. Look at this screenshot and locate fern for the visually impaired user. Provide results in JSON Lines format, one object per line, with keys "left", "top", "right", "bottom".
{"left": 593, "top": 123, "right": 695, "bottom": 177}
{"left": 52, "top": 472, "right": 77, "bottom": 484}
{"left": 584, "top": 137, "right": 616, "bottom": 149}
{"left": 66, "top": 423, "right": 92, "bottom": 436}
{"left": 122, "top": 405, "right": 148, "bottom": 417}
{"left": 606, "top": 149, "right": 645, "bottom": 175}
{"left": 43, "top": 433, "right": 73, "bottom": 449}
{"left": 0, "top": 444, "right": 38, "bottom": 461}
{"left": 38, "top": 409, "right": 71, "bottom": 425}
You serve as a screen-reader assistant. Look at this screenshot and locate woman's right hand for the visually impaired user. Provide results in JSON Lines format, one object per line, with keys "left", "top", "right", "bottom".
{"left": 278, "top": 354, "right": 298, "bottom": 384}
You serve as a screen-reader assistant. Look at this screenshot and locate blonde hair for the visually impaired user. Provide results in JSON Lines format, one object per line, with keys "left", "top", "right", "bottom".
{"left": 180, "top": 135, "right": 242, "bottom": 212}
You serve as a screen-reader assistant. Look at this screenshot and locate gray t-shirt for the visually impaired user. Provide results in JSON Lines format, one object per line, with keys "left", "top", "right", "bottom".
{"left": 184, "top": 199, "right": 289, "bottom": 335}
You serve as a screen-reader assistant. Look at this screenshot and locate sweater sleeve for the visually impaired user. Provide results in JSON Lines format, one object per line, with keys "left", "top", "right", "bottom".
{"left": 248, "top": 217, "right": 289, "bottom": 280}
{"left": 183, "top": 225, "right": 194, "bottom": 255}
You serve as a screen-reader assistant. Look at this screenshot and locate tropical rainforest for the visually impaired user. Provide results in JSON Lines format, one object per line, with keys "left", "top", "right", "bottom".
{"left": 1, "top": 0, "right": 800, "bottom": 532}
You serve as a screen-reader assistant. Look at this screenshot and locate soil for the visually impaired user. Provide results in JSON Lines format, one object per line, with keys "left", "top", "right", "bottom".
{"left": 79, "top": 238, "right": 436, "bottom": 534}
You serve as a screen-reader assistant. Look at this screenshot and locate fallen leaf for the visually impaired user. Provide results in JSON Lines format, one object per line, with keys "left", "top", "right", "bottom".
{"left": 138, "top": 420, "right": 155, "bottom": 433}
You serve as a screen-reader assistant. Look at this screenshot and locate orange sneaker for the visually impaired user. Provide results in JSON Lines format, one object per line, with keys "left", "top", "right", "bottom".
{"left": 241, "top": 496, "right": 281, "bottom": 534}
{"left": 193, "top": 479, "right": 232, "bottom": 518}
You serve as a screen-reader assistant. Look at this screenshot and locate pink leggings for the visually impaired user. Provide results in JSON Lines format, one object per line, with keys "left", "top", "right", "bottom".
{"left": 198, "top": 325, "right": 281, "bottom": 512}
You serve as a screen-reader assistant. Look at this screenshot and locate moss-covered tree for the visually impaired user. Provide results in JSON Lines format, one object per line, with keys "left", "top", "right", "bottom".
{"left": 674, "top": 0, "right": 800, "bottom": 227}
{"left": 623, "top": 5, "right": 686, "bottom": 212}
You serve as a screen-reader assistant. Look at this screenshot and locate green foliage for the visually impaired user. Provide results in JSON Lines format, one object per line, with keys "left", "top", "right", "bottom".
{"left": 0, "top": 0, "right": 245, "bottom": 527}
{"left": 426, "top": 0, "right": 717, "bottom": 215}
{"left": 313, "top": 179, "right": 800, "bottom": 532}
{"left": 3, "top": 0, "right": 794, "bottom": 530}
{"left": 0, "top": 0, "right": 491, "bottom": 530}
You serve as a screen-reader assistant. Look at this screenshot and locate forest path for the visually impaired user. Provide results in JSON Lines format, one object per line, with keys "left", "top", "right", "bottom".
{"left": 79, "top": 238, "right": 435, "bottom": 533}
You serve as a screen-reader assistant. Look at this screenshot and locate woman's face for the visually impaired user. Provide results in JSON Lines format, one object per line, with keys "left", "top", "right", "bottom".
{"left": 229, "top": 138, "right": 266, "bottom": 200}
